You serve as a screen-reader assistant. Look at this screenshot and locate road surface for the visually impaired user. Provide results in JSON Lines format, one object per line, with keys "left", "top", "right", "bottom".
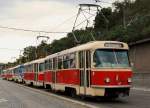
{"left": 0, "top": 79, "right": 150, "bottom": 108}
{"left": 0, "top": 80, "right": 87, "bottom": 108}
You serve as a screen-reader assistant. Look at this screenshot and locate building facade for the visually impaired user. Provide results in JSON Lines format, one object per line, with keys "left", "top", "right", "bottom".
{"left": 129, "top": 38, "right": 150, "bottom": 88}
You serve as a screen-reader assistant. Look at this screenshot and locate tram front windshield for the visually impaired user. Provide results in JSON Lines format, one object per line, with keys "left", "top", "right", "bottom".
{"left": 93, "top": 49, "right": 130, "bottom": 68}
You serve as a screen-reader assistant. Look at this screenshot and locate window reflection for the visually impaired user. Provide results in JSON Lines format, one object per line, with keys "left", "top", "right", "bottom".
{"left": 93, "top": 49, "right": 130, "bottom": 68}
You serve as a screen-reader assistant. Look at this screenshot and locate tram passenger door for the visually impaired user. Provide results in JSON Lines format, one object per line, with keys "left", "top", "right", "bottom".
{"left": 79, "top": 50, "right": 91, "bottom": 95}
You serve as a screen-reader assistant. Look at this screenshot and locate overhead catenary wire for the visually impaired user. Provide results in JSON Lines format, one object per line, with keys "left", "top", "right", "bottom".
{"left": 0, "top": 48, "right": 22, "bottom": 51}
{"left": 0, "top": 25, "right": 69, "bottom": 34}
{"left": 95, "top": 0, "right": 112, "bottom": 4}
{"left": 0, "top": 15, "right": 78, "bottom": 34}
{"left": 50, "top": 14, "right": 77, "bottom": 31}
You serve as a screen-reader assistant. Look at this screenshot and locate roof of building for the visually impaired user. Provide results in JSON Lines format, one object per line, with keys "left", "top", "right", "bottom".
{"left": 129, "top": 38, "right": 150, "bottom": 46}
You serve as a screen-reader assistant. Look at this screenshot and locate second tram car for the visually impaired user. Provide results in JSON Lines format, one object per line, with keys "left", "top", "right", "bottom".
{"left": 5, "top": 68, "right": 14, "bottom": 81}
{"left": 23, "top": 58, "right": 46, "bottom": 86}
{"left": 13, "top": 65, "right": 24, "bottom": 83}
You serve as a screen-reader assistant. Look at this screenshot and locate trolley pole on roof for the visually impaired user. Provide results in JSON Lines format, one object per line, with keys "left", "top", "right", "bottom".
{"left": 36, "top": 35, "right": 50, "bottom": 43}
{"left": 72, "top": 3, "right": 109, "bottom": 44}
{"left": 36, "top": 33, "right": 50, "bottom": 58}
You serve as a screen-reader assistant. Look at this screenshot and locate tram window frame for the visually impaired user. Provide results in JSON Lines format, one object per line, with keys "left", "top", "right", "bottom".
{"left": 86, "top": 50, "right": 91, "bottom": 68}
{"left": 49, "top": 59, "right": 53, "bottom": 70}
{"left": 63, "top": 53, "right": 76, "bottom": 69}
{"left": 39, "top": 63, "right": 45, "bottom": 72}
{"left": 70, "top": 53, "right": 76, "bottom": 68}
{"left": 63, "top": 54, "right": 69, "bottom": 69}
{"left": 58, "top": 56, "right": 63, "bottom": 69}
{"left": 79, "top": 51, "right": 84, "bottom": 68}
{"left": 34, "top": 63, "right": 38, "bottom": 73}
{"left": 14, "top": 68, "right": 17, "bottom": 74}
{"left": 53, "top": 58, "right": 57, "bottom": 70}
{"left": 29, "top": 64, "right": 33, "bottom": 72}
{"left": 45, "top": 60, "right": 50, "bottom": 70}
{"left": 24, "top": 66, "right": 27, "bottom": 72}
{"left": 26, "top": 65, "right": 30, "bottom": 72}
{"left": 31, "top": 65, "right": 33, "bottom": 72}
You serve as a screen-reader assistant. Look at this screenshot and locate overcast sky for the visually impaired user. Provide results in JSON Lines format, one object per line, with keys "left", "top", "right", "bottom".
{"left": 0, "top": 0, "right": 116, "bottom": 63}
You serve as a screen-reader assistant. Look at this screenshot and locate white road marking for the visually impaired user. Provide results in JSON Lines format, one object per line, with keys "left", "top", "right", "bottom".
{"left": 0, "top": 98, "right": 8, "bottom": 103}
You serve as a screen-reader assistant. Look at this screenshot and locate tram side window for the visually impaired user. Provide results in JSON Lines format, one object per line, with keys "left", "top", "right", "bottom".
{"left": 63, "top": 55, "right": 69, "bottom": 69}
{"left": 79, "top": 51, "right": 84, "bottom": 68}
{"left": 34, "top": 63, "right": 38, "bottom": 72}
{"left": 49, "top": 59, "right": 53, "bottom": 70}
{"left": 16, "top": 68, "right": 18, "bottom": 74}
{"left": 86, "top": 50, "right": 91, "bottom": 68}
{"left": 24, "top": 66, "right": 27, "bottom": 72}
{"left": 45, "top": 59, "right": 53, "bottom": 70}
{"left": 39, "top": 63, "right": 45, "bottom": 72}
{"left": 53, "top": 58, "right": 57, "bottom": 70}
{"left": 26, "top": 65, "right": 29, "bottom": 72}
{"left": 14, "top": 68, "right": 17, "bottom": 74}
{"left": 29, "top": 65, "right": 33, "bottom": 72}
{"left": 63, "top": 53, "right": 76, "bottom": 69}
{"left": 58, "top": 57, "right": 62, "bottom": 69}
{"left": 32, "top": 65, "right": 33, "bottom": 72}
{"left": 45, "top": 60, "right": 50, "bottom": 70}
{"left": 70, "top": 53, "right": 76, "bottom": 68}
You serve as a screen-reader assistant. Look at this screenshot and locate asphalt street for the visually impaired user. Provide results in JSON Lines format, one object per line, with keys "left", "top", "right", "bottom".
{"left": 0, "top": 80, "right": 87, "bottom": 108}
{"left": 82, "top": 89, "right": 150, "bottom": 108}
{"left": 0, "top": 79, "right": 150, "bottom": 108}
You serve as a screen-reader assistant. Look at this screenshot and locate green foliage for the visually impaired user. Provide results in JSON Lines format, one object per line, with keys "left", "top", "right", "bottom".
{"left": 23, "top": 46, "right": 36, "bottom": 61}
{"left": 36, "top": 41, "right": 50, "bottom": 58}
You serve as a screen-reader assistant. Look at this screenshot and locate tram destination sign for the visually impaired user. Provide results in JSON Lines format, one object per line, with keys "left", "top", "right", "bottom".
{"left": 104, "top": 43, "right": 124, "bottom": 48}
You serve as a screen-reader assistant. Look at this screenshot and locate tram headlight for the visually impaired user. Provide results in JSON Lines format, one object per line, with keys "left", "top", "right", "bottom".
{"left": 105, "top": 77, "right": 110, "bottom": 83}
{"left": 128, "top": 78, "right": 132, "bottom": 83}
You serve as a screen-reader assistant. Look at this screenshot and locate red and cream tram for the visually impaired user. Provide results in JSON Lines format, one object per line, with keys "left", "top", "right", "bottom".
{"left": 1, "top": 69, "right": 7, "bottom": 79}
{"left": 2, "top": 41, "right": 132, "bottom": 98}
{"left": 23, "top": 58, "right": 46, "bottom": 86}
{"left": 4, "top": 68, "right": 14, "bottom": 81}
{"left": 43, "top": 41, "right": 132, "bottom": 98}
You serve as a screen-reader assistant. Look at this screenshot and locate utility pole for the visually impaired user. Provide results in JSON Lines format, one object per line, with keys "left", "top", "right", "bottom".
{"left": 123, "top": 0, "right": 128, "bottom": 29}
{"left": 123, "top": 6, "right": 126, "bottom": 29}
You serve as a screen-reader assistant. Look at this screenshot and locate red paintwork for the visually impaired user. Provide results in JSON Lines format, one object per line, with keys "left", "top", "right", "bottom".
{"left": 1, "top": 74, "right": 5, "bottom": 78}
{"left": 24, "top": 71, "right": 44, "bottom": 83}
{"left": 38, "top": 72, "right": 44, "bottom": 82}
{"left": 6, "top": 74, "right": 13, "bottom": 79}
{"left": 91, "top": 70, "right": 132, "bottom": 86}
{"left": 56, "top": 69, "right": 80, "bottom": 85}
{"left": 44, "top": 71, "right": 53, "bottom": 83}
{"left": 24, "top": 72, "right": 34, "bottom": 81}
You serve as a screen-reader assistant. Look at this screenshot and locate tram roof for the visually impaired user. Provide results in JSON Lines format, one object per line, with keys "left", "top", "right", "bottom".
{"left": 24, "top": 57, "right": 46, "bottom": 65}
{"left": 46, "top": 41, "right": 128, "bottom": 59}
{"left": 13, "top": 65, "right": 21, "bottom": 69}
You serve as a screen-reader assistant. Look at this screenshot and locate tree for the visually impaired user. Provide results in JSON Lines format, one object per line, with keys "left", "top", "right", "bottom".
{"left": 23, "top": 46, "right": 36, "bottom": 62}
{"left": 36, "top": 41, "right": 49, "bottom": 58}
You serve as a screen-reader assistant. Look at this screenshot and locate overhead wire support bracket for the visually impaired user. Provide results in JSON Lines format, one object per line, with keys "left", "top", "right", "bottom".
{"left": 72, "top": 3, "right": 103, "bottom": 43}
